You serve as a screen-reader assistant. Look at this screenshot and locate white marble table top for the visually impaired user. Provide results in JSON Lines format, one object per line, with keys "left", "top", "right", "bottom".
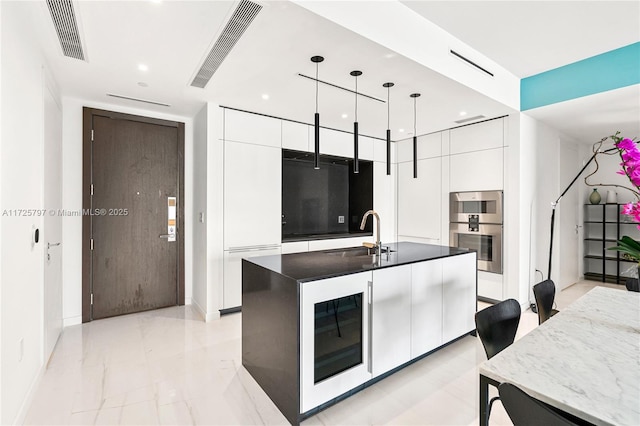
{"left": 480, "top": 286, "right": 640, "bottom": 426}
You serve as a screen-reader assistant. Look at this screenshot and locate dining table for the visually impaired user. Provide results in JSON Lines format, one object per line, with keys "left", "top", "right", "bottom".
{"left": 479, "top": 286, "right": 640, "bottom": 426}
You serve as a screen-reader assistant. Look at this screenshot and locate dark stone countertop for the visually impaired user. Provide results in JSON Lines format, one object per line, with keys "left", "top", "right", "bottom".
{"left": 244, "top": 241, "right": 473, "bottom": 283}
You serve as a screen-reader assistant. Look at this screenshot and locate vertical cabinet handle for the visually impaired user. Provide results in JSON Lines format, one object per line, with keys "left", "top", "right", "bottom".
{"left": 367, "top": 280, "right": 373, "bottom": 374}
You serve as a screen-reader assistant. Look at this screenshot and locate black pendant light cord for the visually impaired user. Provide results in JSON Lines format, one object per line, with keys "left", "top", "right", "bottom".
{"left": 410, "top": 93, "right": 420, "bottom": 179}
{"left": 387, "top": 86, "right": 390, "bottom": 129}
{"left": 355, "top": 76, "right": 358, "bottom": 121}
{"left": 413, "top": 98, "right": 418, "bottom": 137}
{"left": 383, "top": 82, "right": 394, "bottom": 176}
{"left": 311, "top": 55, "right": 324, "bottom": 170}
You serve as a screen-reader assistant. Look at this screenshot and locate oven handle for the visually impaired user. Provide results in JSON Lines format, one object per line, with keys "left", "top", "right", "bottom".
{"left": 367, "top": 280, "right": 373, "bottom": 374}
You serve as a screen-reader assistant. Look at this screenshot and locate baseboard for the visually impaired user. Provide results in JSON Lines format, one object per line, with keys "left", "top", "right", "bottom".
{"left": 185, "top": 297, "right": 192, "bottom": 305}
{"left": 205, "top": 310, "right": 220, "bottom": 322}
{"left": 13, "top": 362, "right": 45, "bottom": 425}
{"left": 63, "top": 315, "right": 82, "bottom": 327}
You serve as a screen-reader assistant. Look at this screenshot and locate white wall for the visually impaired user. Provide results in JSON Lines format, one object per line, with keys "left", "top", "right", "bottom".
{"left": 206, "top": 104, "right": 223, "bottom": 320}
{"left": 581, "top": 138, "right": 639, "bottom": 205}
{"left": 531, "top": 116, "right": 583, "bottom": 290}
{"left": 509, "top": 114, "right": 536, "bottom": 304}
{"left": 192, "top": 104, "right": 208, "bottom": 317}
{"left": 60, "top": 98, "right": 194, "bottom": 326}
{"left": 1, "top": 2, "right": 47, "bottom": 423}
{"left": 0, "top": 1, "right": 4, "bottom": 421}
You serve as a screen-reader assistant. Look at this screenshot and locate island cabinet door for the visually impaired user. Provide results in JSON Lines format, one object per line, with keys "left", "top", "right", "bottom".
{"left": 300, "top": 271, "right": 373, "bottom": 413}
{"left": 371, "top": 264, "right": 412, "bottom": 378}
{"left": 442, "top": 252, "right": 477, "bottom": 342}
{"left": 411, "top": 259, "right": 444, "bottom": 358}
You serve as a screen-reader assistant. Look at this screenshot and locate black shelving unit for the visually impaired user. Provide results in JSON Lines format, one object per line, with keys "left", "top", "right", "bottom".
{"left": 583, "top": 203, "right": 640, "bottom": 283}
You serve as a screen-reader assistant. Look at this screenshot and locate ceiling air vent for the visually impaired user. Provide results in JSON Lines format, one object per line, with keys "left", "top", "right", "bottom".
{"left": 454, "top": 115, "right": 486, "bottom": 124}
{"left": 190, "top": 0, "right": 263, "bottom": 88}
{"left": 46, "top": 0, "right": 86, "bottom": 61}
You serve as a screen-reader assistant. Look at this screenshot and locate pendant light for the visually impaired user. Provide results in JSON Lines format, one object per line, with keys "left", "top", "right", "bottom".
{"left": 410, "top": 93, "right": 421, "bottom": 179}
{"left": 311, "top": 56, "right": 324, "bottom": 169}
{"left": 351, "top": 70, "right": 362, "bottom": 174}
{"left": 383, "top": 82, "right": 394, "bottom": 176}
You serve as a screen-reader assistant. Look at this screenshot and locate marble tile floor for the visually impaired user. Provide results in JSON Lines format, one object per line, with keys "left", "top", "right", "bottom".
{"left": 24, "top": 280, "right": 624, "bottom": 426}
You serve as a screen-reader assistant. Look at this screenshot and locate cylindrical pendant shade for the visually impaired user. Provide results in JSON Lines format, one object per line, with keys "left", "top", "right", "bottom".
{"left": 354, "top": 121, "right": 359, "bottom": 174}
{"left": 314, "top": 112, "right": 320, "bottom": 169}
{"left": 413, "top": 135, "right": 418, "bottom": 178}
{"left": 386, "top": 129, "right": 391, "bottom": 175}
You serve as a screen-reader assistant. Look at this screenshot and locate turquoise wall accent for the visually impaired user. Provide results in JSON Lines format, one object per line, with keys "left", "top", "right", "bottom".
{"left": 521, "top": 42, "right": 640, "bottom": 111}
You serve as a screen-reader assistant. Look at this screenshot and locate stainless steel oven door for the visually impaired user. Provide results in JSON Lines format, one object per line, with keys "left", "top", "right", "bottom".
{"left": 450, "top": 223, "right": 502, "bottom": 274}
{"left": 449, "top": 191, "right": 503, "bottom": 224}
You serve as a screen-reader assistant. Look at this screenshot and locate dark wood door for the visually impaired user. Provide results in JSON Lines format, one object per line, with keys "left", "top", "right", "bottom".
{"left": 90, "top": 113, "right": 181, "bottom": 319}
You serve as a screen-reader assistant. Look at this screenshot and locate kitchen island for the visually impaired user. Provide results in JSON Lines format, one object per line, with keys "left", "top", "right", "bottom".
{"left": 241, "top": 242, "right": 477, "bottom": 425}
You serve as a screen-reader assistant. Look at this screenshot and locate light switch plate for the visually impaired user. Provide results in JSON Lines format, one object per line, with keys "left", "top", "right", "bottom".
{"left": 338, "top": 215, "right": 345, "bottom": 224}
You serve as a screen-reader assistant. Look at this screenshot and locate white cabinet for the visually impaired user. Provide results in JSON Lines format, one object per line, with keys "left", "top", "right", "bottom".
{"left": 307, "top": 236, "right": 371, "bottom": 252}
{"left": 224, "top": 109, "right": 281, "bottom": 147}
{"left": 411, "top": 260, "right": 443, "bottom": 357}
{"left": 223, "top": 246, "right": 281, "bottom": 309}
{"left": 373, "top": 136, "right": 396, "bottom": 164}
{"left": 358, "top": 136, "right": 374, "bottom": 161}
{"left": 319, "top": 128, "right": 352, "bottom": 158}
{"left": 281, "top": 241, "right": 309, "bottom": 254}
{"left": 397, "top": 157, "right": 441, "bottom": 240}
{"left": 449, "top": 148, "right": 504, "bottom": 192}
{"left": 282, "top": 120, "right": 309, "bottom": 152}
{"left": 397, "top": 133, "right": 442, "bottom": 163}
{"left": 442, "top": 253, "right": 477, "bottom": 342}
{"left": 300, "top": 272, "right": 372, "bottom": 412}
{"left": 223, "top": 140, "right": 281, "bottom": 249}
{"left": 449, "top": 118, "right": 503, "bottom": 154}
{"left": 373, "top": 161, "right": 396, "bottom": 244}
{"left": 372, "top": 264, "right": 412, "bottom": 377}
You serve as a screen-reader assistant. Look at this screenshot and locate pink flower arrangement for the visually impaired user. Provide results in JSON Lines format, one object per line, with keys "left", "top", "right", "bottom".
{"left": 614, "top": 135, "right": 640, "bottom": 227}
{"left": 586, "top": 132, "right": 640, "bottom": 229}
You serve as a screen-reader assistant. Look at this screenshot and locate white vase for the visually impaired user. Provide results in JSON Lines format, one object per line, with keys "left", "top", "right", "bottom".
{"left": 606, "top": 190, "right": 617, "bottom": 204}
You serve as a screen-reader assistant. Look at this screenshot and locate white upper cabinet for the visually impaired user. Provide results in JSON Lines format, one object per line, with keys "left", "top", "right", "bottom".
{"left": 373, "top": 162, "right": 396, "bottom": 244}
{"left": 358, "top": 135, "right": 374, "bottom": 161}
{"left": 449, "top": 148, "right": 503, "bottom": 192}
{"left": 224, "top": 140, "right": 281, "bottom": 249}
{"left": 319, "top": 128, "right": 352, "bottom": 158}
{"left": 373, "top": 136, "right": 396, "bottom": 164}
{"left": 282, "top": 120, "right": 309, "bottom": 152}
{"left": 397, "top": 133, "right": 442, "bottom": 163}
{"left": 449, "top": 118, "right": 504, "bottom": 155}
{"left": 397, "top": 157, "right": 442, "bottom": 240}
{"left": 224, "top": 109, "right": 281, "bottom": 147}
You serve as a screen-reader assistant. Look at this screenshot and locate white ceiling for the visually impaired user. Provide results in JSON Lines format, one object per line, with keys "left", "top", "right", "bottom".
{"left": 29, "top": 0, "right": 639, "bottom": 144}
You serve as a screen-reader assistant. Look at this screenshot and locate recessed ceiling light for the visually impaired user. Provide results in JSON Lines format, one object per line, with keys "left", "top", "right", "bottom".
{"left": 261, "top": 94, "right": 269, "bottom": 100}
{"left": 459, "top": 111, "right": 467, "bottom": 116}
{"left": 399, "top": 128, "right": 405, "bottom": 133}
{"left": 341, "top": 113, "right": 348, "bottom": 119}
{"left": 138, "top": 64, "right": 149, "bottom": 72}
{"left": 150, "top": 0, "right": 162, "bottom": 4}
{"left": 138, "top": 82, "right": 148, "bottom": 87}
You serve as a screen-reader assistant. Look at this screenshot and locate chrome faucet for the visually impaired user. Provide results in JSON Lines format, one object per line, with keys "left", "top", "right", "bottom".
{"left": 360, "top": 210, "right": 381, "bottom": 254}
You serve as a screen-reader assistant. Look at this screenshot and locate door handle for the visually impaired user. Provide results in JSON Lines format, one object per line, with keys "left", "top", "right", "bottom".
{"left": 46, "top": 242, "right": 61, "bottom": 261}
{"left": 367, "top": 280, "right": 373, "bottom": 374}
{"left": 159, "top": 234, "right": 176, "bottom": 239}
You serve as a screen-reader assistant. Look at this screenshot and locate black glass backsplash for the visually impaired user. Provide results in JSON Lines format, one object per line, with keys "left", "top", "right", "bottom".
{"left": 282, "top": 149, "right": 373, "bottom": 239}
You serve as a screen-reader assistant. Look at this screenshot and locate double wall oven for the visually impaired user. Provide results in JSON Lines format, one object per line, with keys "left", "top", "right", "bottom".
{"left": 449, "top": 191, "right": 503, "bottom": 274}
